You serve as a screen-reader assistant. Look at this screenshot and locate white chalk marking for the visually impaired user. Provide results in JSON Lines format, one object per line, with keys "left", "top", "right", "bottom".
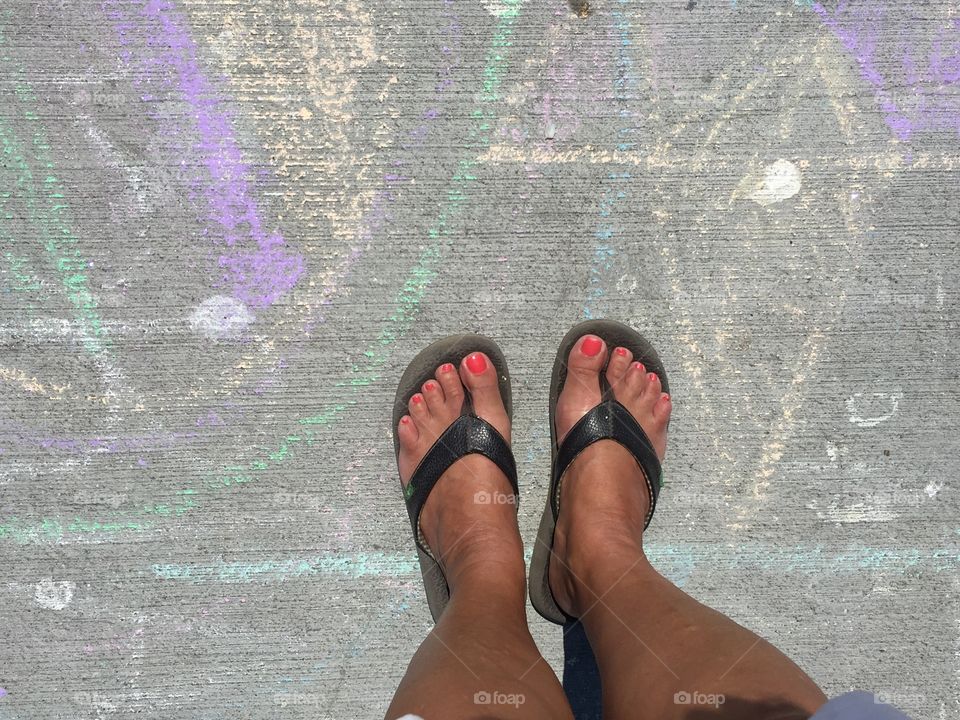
{"left": 483, "top": 1, "right": 513, "bottom": 16}
{"left": 34, "top": 578, "right": 75, "bottom": 610}
{"left": 807, "top": 499, "right": 896, "bottom": 523}
{"left": 189, "top": 295, "right": 254, "bottom": 341}
{"left": 926, "top": 480, "right": 944, "bottom": 498}
{"left": 846, "top": 391, "right": 902, "bottom": 428}
{"left": 736, "top": 159, "right": 802, "bottom": 206}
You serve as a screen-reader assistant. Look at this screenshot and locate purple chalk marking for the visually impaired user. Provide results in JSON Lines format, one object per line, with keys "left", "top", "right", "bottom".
{"left": 813, "top": 2, "right": 960, "bottom": 140}
{"left": 0, "top": 419, "right": 200, "bottom": 454}
{"left": 0, "top": 687, "right": 7, "bottom": 698}
{"left": 6, "top": 0, "right": 465, "bottom": 453}
{"left": 101, "top": 0, "right": 304, "bottom": 307}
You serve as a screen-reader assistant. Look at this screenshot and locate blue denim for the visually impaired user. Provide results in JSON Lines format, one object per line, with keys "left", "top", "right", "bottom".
{"left": 810, "top": 691, "right": 913, "bottom": 719}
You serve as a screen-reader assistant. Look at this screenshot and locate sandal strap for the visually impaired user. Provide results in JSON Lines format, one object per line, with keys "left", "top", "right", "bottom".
{"left": 551, "top": 399, "right": 662, "bottom": 528}
{"left": 405, "top": 414, "right": 518, "bottom": 556}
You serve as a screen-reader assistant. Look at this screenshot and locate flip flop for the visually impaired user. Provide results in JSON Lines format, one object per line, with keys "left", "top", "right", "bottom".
{"left": 529, "top": 319, "right": 669, "bottom": 624}
{"left": 392, "top": 334, "right": 518, "bottom": 622}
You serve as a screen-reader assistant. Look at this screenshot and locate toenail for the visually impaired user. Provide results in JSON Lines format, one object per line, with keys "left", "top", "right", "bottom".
{"left": 440, "top": 363, "right": 455, "bottom": 373}
{"left": 615, "top": 347, "right": 628, "bottom": 356}
{"left": 581, "top": 336, "right": 603, "bottom": 357}
{"left": 465, "top": 352, "right": 487, "bottom": 374}
{"left": 661, "top": 393, "right": 670, "bottom": 401}
{"left": 412, "top": 394, "right": 423, "bottom": 404}
{"left": 400, "top": 416, "right": 411, "bottom": 424}
{"left": 424, "top": 381, "right": 437, "bottom": 391}
{"left": 633, "top": 362, "right": 645, "bottom": 371}
{"left": 647, "top": 372, "right": 658, "bottom": 383}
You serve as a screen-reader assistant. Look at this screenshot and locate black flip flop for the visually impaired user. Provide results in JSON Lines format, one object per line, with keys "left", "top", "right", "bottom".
{"left": 392, "top": 334, "right": 518, "bottom": 622}
{"left": 529, "top": 320, "right": 669, "bottom": 624}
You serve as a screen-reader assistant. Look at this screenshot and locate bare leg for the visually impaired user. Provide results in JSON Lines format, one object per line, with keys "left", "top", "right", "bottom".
{"left": 548, "top": 335, "right": 829, "bottom": 720}
{"left": 387, "top": 352, "right": 572, "bottom": 720}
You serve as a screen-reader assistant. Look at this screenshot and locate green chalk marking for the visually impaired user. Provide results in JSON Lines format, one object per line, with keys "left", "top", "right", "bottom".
{"left": 0, "top": 1, "right": 528, "bottom": 544}
{"left": 0, "top": 34, "right": 110, "bottom": 358}
{"left": 3, "top": 248, "right": 42, "bottom": 293}
{"left": 152, "top": 551, "right": 421, "bottom": 582}
{"left": 150, "top": 543, "right": 960, "bottom": 584}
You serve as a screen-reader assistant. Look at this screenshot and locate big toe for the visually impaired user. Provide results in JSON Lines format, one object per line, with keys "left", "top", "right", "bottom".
{"left": 459, "top": 352, "right": 510, "bottom": 442}
{"left": 555, "top": 334, "right": 607, "bottom": 441}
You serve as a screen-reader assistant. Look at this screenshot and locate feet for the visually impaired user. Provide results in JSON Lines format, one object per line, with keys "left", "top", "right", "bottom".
{"left": 548, "top": 334, "right": 672, "bottom": 616}
{"left": 397, "top": 352, "right": 523, "bottom": 592}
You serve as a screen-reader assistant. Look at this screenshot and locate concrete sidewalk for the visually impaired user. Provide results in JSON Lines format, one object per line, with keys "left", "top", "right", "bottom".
{"left": 0, "top": 0, "right": 957, "bottom": 718}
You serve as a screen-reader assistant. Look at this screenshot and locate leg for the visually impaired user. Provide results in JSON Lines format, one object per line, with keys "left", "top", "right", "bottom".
{"left": 548, "top": 335, "right": 828, "bottom": 720}
{"left": 387, "top": 353, "right": 572, "bottom": 720}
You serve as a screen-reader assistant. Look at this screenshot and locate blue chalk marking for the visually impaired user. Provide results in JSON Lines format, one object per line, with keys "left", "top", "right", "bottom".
{"left": 582, "top": 3, "right": 640, "bottom": 319}
{"left": 152, "top": 551, "right": 419, "bottom": 582}
{"left": 151, "top": 543, "right": 959, "bottom": 585}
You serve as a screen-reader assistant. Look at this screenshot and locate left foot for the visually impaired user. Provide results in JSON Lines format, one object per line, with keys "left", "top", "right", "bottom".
{"left": 396, "top": 352, "right": 524, "bottom": 592}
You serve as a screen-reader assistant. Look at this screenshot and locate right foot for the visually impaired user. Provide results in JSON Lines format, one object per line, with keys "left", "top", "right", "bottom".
{"left": 548, "top": 334, "right": 673, "bottom": 617}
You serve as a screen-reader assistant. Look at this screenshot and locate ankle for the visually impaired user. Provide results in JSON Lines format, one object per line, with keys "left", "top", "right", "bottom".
{"left": 442, "top": 526, "right": 526, "bottom": 597}
{"left": 562, "top": 536, "right": 650, "bottom": 616}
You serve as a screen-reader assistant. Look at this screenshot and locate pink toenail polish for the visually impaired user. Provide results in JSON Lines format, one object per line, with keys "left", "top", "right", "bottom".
{"left": 400, "top": 416, "right": 411, "bottom": 424}
{"left": 661, "top": 393, "right": 670, "bottom": 401}
{"left": 466, "top": 352, "right": 487, "bottom": 374}
{"left": 424, "top": 381, "right": 437, "bottom": 391}
{"left": 615, "top": 347, "right": 628, "bottom": 356}
{"left": 411, "top": 394, "right": 423, "bottom": 404}
{"left": 581, "top": 336, "right": 603, "bottom": 357}
{"left": 440, "top": 363, "right": 455, "bottom": 373}
{"left": 647, "top": 372, "right": 658, "bottom": 383}
{"left": 633, "top": 362, "right": 645, "bottom": 371}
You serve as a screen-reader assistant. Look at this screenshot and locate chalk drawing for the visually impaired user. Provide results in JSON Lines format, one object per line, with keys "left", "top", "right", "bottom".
{"left": 926, "top": 480, "right": 944, "bottom": 499}
{"left": 101, "top": 0, "right": 305, "bottom": 308}
{"left": 811, "top": 2, "right": 960, "bottom": 140}
{"left": 0, "top": 367, "right": 67, "bottom": 399}
{"left": 34, "top": 578, "right": 75, "bottom": 610}
{"left": 0, "top": 48, "right": 141, "bottom": 417}
{"left": 151, "top": 541, "right": 959, "bottom": 584}
{"left": 582, "top": 1, "right": 642, "bottom": 320}
{"left": 0, "top": 0, "right": 526, "bottom": 546}
{"left": 846, "top": 391, "right": 902, "bottom": 428}
{"left": 153, "top": 552, "right": 419, "bottom": 583}
{"left": 483, "top": 1, "right": 514, "bottom": 16}
{"left": 0, "top": 0, "right": 468, "bottom": 460}
{"left": 2, "top": 251, "right": 42, "bottom": 294}
{"left": 734, "top": 159, "right": 802, "bottom": 206}
{"left": 189, "top": 295, "right": 255, "bottom": 341}
{"left": 0, "top": 89, "right": 108, "bottom": 359}
{"left": 807, "top": 499, "right": 897, "bottom": 524}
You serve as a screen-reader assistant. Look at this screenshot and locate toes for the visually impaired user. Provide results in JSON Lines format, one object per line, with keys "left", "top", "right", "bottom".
{"left": 606, "top": 346, "right": 633, "bottom": 389}
{"left": 421, "top": 378, "right": 445, "bottom": 412}
{"left": 642, "top": 371, "right": 662, "bottom": 401}
{"left": 397, "top": 414, "right": 419, "bottom": 451}
{"left": 653, "top": 392, "right": 672, "bottom": 426}
{"left": 564, "top": 334, "right": 608, "bottom": 396}
{"left": 408, "top": 392, "right": 428, "bottom": 420}
{"left": 435, "top": 362, "right": 464, "bottom": 411}
{"left": 459, "top": 352, "right": 510, "bottom": 439}
{"left": 624, "top": 360, "right": 648, "bottom": 395}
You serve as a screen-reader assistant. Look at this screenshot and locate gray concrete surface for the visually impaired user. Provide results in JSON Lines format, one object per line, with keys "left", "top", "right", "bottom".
{"left": 1, "top": 0, "right": 958, "bottom": 717}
